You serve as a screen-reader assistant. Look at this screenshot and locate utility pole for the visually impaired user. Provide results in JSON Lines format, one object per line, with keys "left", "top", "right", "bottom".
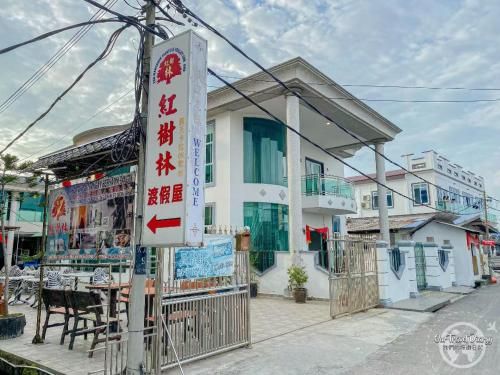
{"left": 33, "top": 173, "right": 50, "bottom": 344}
{"left": 127, "top": 1, "right": 155, "bottom": 374}
{"left": 483, "top": 189, "right": 490, "bottom": 240}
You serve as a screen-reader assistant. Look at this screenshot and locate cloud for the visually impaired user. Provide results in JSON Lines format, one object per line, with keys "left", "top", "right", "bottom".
{"left": 1, "top": 0, "right": 499, "bottom": 200}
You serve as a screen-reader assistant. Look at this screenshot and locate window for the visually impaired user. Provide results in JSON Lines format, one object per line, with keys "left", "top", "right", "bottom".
{"left": 438, "top": 164, "right": 443, "bottom": 170}
{"left": 205, "top": 121, "right": 215, "bottom": 185}
{"left": 18, "top": 193, "right": 44, "bottom": 222}
{"left": 449, "top": 187, "right": 460, "bottom": 202}
{"left": 412, "top": 162, "right": 426, "bottom": 169}
{"left": 462, "top": 192, "right": 473, "bottom": 206}
{"left": 412, "top": 183, "right": 430, "bottom": 205}
{"left": 447, "top": 168, "right": 452, "bottom": 174}
{"left": 244, "top": 202, "right": 288, "bottom": 250}
{"left": 467, "top": 178, "right": 471, "bottom": 183}
{"left": 462, "top": 175, "right": 466, "bottom": 181}
{"left": 243, "top": 118, "right": 286, "bottom": 186}
{"left": 454, "top": 172, "right": 459, "bottom": 177}
{"left": 474, "top": 181, "right": 477, "bottom": 186}
{"left": 371, "top": 191, "right": 394, "bottom": 209}
{"left": 204, "top": 204, "right": 215, "bottom": 226}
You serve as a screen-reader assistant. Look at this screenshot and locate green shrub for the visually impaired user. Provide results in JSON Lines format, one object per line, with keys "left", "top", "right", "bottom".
{"left": 287, "top": 264, "right": 308, "bottom": 289}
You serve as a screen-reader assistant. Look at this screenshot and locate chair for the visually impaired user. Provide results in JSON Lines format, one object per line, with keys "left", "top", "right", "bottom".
{"left": 41, "top": 288, "right": 73, "bottom": 344}
{"left": 7, "top": 266, "right": 23, "bottom": 305}
{"left": 67, "top": 290, "right": 120, "bottom": 358}
{"left": 119, "top": 279, "right": 154, "bottom": 321}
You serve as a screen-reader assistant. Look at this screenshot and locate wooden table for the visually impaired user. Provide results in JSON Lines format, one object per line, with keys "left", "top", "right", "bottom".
{"left": 85, "top": 283, "right": 131, "bottom": 318}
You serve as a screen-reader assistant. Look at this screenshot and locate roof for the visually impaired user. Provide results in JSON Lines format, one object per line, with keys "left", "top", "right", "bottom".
{"left": 208, "top": 57, "right": 402, "bottom": 140}
{"left": 347, "top": 213, "right": 436, "bottom": 233}
{"left": 434, "top": 221, "right": 480, "bottom": 234}
{"left": 347, "top": 169, "right": 406, "bottom": 183}
{"left": 31, "top": 127, "right": 136, "bottom": 179}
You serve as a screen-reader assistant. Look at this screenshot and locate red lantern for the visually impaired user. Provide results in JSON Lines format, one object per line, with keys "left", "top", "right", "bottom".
{"left": 62, "top": 180, "right": 72, "bottom": 187}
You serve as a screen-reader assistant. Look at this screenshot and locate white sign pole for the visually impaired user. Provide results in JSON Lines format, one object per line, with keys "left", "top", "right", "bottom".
{"left": 142, "top": 30, "right": 207, "bottom": 247}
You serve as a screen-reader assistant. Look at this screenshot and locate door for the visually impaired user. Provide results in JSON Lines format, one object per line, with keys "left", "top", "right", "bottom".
{"left": 414, "top": 243, "right": 427, "bottom": 290}
{"left": 305, "top": 158, "right": 324, "bottom": 195}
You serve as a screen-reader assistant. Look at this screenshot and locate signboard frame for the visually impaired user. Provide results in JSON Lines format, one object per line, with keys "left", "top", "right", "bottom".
{"left": 142, "top": 30, "right": 208, "bottom": 247}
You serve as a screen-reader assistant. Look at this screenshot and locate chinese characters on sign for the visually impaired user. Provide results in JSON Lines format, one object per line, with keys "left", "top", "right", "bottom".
{"left": 46, "top": 173, "right": 135, "bottom": 260}
{"left": 142, "top": 31, "right": 207, "bottom": 247}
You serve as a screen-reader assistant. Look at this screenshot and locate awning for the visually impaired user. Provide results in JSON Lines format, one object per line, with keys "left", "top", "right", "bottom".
{"left": 31, "top": 128, "right": 138, "bottom": 180}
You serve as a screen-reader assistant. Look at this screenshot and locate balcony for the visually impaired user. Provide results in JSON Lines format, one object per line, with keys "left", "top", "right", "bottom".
{"left": 436, "top": 201, "right": 498, "bottom": 224}
{"left": 301, "top": 174, "right": 357, "bottom": 215}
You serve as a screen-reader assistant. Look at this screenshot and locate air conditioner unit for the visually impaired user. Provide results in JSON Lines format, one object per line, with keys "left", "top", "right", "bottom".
{"left": 361, "top": 201, "right": 370, "bottom": 209}
{"left": 362, "top": 195, "right": 371, "bottom": 202}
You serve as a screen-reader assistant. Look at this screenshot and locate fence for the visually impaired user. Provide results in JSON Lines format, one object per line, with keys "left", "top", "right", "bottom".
{"left": 328, "top": 237, "right": 378, "bottom": 318}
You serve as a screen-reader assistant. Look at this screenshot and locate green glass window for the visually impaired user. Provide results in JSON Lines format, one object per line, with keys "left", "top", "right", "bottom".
{"left": 205, "top": 204, "right": 214, "bottom": 226}
{"left": 243, "top": 117, "right": 286, "bottom": 186}
{"left": 244, "top": 202, "right": 288, "bottom": 251}
{"left": 18, "top": 193, "right": 44, "bottom": 222}
{"left": 205, "top": 121, "right": 215, "bottom": 184}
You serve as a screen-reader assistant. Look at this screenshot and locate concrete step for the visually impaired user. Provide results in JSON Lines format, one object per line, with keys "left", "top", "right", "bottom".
{"left": 384, "top": 294, "right": 451, "bottom": 313}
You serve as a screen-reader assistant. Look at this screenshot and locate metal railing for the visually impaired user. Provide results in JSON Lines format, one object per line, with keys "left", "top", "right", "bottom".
{"left": 160, "top": 289, "right": 250, "bottom": 369}
{"left": 328, "top": 237, "right": 379, "bottom": 318}
{"left": 301, "top": 174, "right": 354, "bottom": 199}
{"left": 436, "top": 200, "right": 497, "bottom": 223}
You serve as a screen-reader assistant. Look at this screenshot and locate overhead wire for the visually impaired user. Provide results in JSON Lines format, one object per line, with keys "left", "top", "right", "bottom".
{"left": 0, "top": 0, "right": 119, "bottom": 115}
{"left": 0, "top": 24, "right": 132, "bottom": 156}
{"left": 165, "top": 0, "right": 495, "bottom": 207}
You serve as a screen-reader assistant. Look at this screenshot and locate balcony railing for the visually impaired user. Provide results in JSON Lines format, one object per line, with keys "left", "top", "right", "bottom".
{"left": 436, "top": 200, "right": 497, "bottom": 223}
{"left": 300, "top": 174, "right": 354, "bottom": 199}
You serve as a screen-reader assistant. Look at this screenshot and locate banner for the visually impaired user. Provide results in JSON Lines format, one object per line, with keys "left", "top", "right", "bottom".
{"left": 174, "top": 236, "right": 233, "bottom": 280}
{"left": 46, "top": 173, "right": 135, "bottom": 260}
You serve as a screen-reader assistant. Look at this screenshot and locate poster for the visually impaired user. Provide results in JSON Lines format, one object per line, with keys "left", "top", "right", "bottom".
{"left": 174, "top": 236, "right": 233, "bottom": 280}
{"left": 142, "top": 30, "right": 207, "bottom": 247}
{"left": 46, "top": 173, "right": 135, "bottom": 260}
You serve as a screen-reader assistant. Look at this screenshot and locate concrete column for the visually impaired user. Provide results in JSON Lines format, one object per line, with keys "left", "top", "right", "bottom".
{"left": 286, "top": 92, "right": 303, "bottom": 260}
{"left": 374, "top": 142, "right": 390, "bottom": 244}
{"left": 375, "top": 241, "right": 392, "bottom": 305}
{"left": 6, "top": 191, "right": 19, "bottom": 267}
{"left": 399, "top": 241, "right": 419, "bottom": 298}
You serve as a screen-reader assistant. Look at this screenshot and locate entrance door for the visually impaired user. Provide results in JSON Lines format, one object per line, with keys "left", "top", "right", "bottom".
{"left": 414, "top": 243, "right": 427, "bottom": 290}
{"left": 305, "top": 158, "right": 324, "bottom": 195}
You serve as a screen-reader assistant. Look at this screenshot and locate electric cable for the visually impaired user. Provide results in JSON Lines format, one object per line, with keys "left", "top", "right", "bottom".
{"left": 0, "top": 0, "right": 119, "bottom": 115}
{"left": 0, "top": 24, "right": 132, "bottom": 156}
{"left": 166, "top": 0, "right": 493, "bottom": 208}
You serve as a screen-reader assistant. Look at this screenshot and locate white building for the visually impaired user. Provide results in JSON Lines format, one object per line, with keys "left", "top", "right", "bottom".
{"left": 34, "top": 57, "right": 401, "bottom": 273}
{"left": 349, "top": 150, "right": 496, "bottom": 225}
{"left": 1, "top": 178, "right": 44, "bottom": 267}
{"left": 204, "top": 57, "right": 400, "bottom": 253}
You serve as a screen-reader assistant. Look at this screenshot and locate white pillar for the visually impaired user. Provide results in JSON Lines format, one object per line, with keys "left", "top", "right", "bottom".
{"left": 374, "top": 142, "right": 390, "bottom": 245}
{"left": 286, "top": 92, "right": 303, "bottom": 260}
{"left": 7, "top": 191, "right": 19, "bottom": 267}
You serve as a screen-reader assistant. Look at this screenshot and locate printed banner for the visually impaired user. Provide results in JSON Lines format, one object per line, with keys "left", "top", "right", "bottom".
{"left": 46, "top": 173, "right": 135, "bottom": 260}
{"left": 174, "top": 236, "right": 233, "bottom": 280}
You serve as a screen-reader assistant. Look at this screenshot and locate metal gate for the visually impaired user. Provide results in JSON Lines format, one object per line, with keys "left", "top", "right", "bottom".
{"left": 414, "top": 243, "right": 427, "bottom": 290}
{"left": 328, "top": 237, "right": 379, "bottom": 318}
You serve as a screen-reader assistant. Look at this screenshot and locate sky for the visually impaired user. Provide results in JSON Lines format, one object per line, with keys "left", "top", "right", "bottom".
{"left": 0, "top": 0, "right": 499, "bottom": 201}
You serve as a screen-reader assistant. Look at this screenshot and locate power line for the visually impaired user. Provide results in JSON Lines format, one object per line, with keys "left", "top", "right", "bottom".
{"left": 17, "top": 87, "right": 134, "bottom": 164}
{"left": 207, "top": 85, "right": 500, "bottom": 103}
{"left": 0, "top": 24, "right": 131, "bottom": 156}
{"left": 167, "top": 1, "right": 494, "bottom": 207}
{"left": 0, "top": 0, "right": 119, "bottom": 116}
{"left": 207, "top": 68, "right": 455, "bottom": 214}
{"left": 216, "top": 74, "right": 500, "bottom": 92}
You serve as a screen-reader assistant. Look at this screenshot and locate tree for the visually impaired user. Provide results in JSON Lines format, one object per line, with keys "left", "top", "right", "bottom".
{"left": 0, "top": 154, "right": 39, "bottom": 315}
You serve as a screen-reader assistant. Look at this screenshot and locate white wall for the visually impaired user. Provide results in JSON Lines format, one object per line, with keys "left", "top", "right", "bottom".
{"left": 257, "top": 251, "right": 330, "bottom": 299}
{"left": 411, "top": 222, "right": 474, "bottom": 287}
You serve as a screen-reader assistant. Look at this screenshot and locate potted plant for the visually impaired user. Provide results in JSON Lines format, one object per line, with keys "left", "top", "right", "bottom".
{"left": 287, "top": 264, "right": 308, "bottom": 303}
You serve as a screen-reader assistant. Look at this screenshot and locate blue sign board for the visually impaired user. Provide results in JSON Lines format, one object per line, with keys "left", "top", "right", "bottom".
{"left": 174, "top": 236, "right": 233, "bottom": 280}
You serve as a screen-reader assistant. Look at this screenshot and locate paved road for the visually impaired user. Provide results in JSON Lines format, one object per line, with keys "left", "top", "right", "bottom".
{"left": 345, "top": 284, "right": 500, "bottom": 375}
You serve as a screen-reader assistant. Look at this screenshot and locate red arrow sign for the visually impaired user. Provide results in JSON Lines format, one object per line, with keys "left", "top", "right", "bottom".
{"left": 146, "top": 215, "right": 181, "bottom": 234}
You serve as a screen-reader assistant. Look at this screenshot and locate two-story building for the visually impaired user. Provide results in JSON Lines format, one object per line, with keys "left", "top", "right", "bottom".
{"left": 350, "top": 150, "right": 496, "bottom": 225}
{"left": 33, "top": 57, "right": 401, "bottom": 259}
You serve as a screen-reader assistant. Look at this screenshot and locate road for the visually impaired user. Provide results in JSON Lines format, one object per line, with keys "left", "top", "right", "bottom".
{"left": 344, "top": 283, "right": 500, "bottom": 375}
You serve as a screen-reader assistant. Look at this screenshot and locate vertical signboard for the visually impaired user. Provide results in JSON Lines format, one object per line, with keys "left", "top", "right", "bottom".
{"left": 142, "top": 30, "right": 207, "bottom": 247}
